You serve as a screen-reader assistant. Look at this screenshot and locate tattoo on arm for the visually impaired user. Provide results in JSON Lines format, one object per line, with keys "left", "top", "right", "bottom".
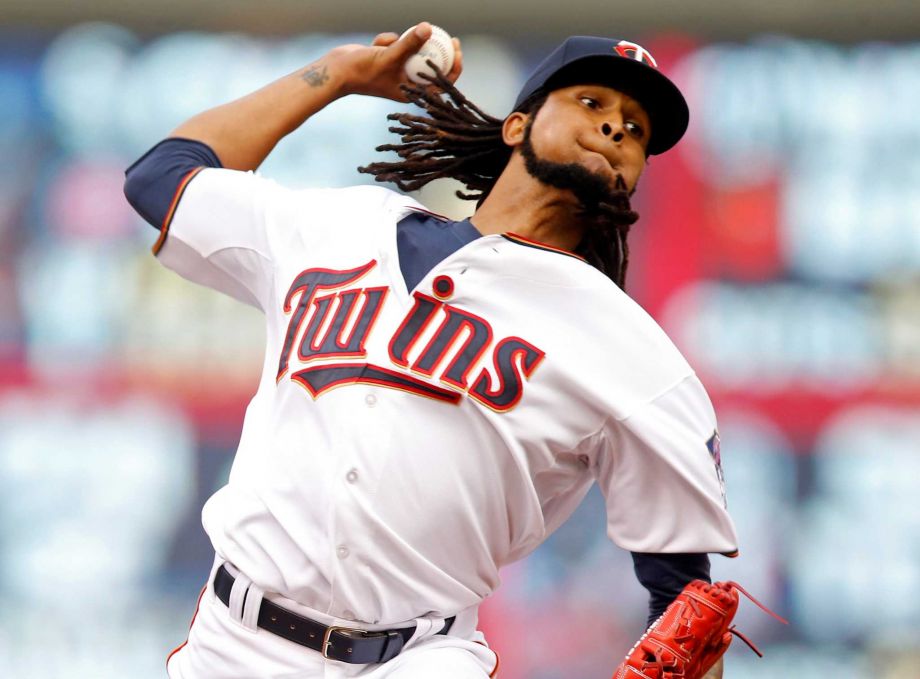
{"left": 301, "top": 64, "right": 329, "bottom": 88}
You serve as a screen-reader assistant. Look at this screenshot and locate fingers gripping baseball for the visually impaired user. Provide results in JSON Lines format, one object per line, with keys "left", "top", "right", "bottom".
{"left": 385, "top": 23, "right": 462, "bottom": 91}
{"left": 390, "top": 23, "right": 434, "bottom": 62}
{"left": 332, "top": 23, "right": 461, "bottom": 101}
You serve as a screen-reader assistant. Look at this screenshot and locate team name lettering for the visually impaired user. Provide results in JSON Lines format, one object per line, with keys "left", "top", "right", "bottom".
{"left": 469, "top": 337, "right": 545, "bottom": 412}
{"left": 278, "top": 263, "right": 544, "bottom": 410}
{"left": 277, "top": 261, "right": 378, "bottom": 380}
{"left": 296, "top": 286, "right": 388, "bottom": 364}
{"left": 390, "top": 293, "right": 494, "bottom": 390}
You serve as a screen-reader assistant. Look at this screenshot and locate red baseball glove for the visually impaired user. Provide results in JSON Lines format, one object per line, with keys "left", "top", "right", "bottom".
{"left": 612, "top": 580, "right": 786, "bottom": 679}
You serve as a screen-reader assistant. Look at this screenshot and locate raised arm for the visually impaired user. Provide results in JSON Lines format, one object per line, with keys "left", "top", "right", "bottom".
{"left": 170, "top": 22, "right": 463, "bottom": 170}
{"left": 124, "top": 23, "right": 462, "bottom": 232}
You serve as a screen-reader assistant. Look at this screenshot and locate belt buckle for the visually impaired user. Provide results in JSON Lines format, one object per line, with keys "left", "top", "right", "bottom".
{"left": 322, "top": 625, "right": 372, "bottom": 660}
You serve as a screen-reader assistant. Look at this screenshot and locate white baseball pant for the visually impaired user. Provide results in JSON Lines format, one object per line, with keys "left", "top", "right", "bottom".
{"left": 166, "top": 560, "right": 500, "bottom": 679}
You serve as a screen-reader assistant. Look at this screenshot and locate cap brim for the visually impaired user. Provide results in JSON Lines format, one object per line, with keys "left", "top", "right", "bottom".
{"left": 542, "top": 55, "right": 689, "bottom": 155}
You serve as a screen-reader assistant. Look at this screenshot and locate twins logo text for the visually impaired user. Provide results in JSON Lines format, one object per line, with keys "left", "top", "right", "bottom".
{"left": 276, "top": 261, "right": 544, "bottom": 411}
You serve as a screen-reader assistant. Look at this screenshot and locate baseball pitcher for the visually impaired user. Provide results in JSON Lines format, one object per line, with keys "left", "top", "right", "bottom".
{"left": 125, "top": 23, "right": 739, "bottom": 679}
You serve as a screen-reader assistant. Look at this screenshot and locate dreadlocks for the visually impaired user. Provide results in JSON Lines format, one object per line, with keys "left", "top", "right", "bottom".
{"left": 358, "top": 68, "right": 509, "bottom": 202}
{"left": 357, "top": 68, "right": 639, "bottom": 289}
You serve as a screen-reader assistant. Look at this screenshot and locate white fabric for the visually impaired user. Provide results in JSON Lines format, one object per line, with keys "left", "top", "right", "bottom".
{"left": 228, "top": 568, "right": 252, "bottom": 627}
{"left": 156, "top": 169, "right": 738, "bottom": 634}
{"left": 167, "top": 560, "right": 496, "bottom": 679}
{"left": 242, "top": 581, "right": 265, "bottom": 631}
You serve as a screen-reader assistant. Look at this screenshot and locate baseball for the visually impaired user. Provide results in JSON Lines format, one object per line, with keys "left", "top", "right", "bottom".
{"left": 402, "top": 24, "right": 455, "bottom": 84}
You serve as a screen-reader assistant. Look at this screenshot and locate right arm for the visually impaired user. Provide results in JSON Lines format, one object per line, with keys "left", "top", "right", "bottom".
{"left": 124, "top": 23, "right": 462, "bottom": 233}
{"left": 122, "top": 24, "right": 463, "bottom": 304}
{"left": 168, "top": 22, "right": 462, "bottom": 171}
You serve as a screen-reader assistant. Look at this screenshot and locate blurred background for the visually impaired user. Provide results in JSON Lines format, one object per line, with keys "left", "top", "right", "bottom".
{"left": 1, "top": 1, "right": 919, "bottom": 677}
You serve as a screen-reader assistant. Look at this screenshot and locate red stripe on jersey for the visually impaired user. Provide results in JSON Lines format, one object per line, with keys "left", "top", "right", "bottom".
{"left": 152, "top": 166, "right": 206, "bottom": 256}
{"left": 502, "top": 232, "right": 587, "bottom": 261}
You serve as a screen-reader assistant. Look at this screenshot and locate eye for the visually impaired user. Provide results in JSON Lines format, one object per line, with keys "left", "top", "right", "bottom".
{"left": 579, "top": 96, "right": 600, "bottom": 109}
{"left": 625, "top": 120, "right": 645, "bottom": 139}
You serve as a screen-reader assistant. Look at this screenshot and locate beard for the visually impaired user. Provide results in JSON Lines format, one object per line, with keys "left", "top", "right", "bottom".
{"left": 518, "top": 121, "right": 639, "bottom": 229}
{"left": 518, "top": 119, "right": 640, "bottom": 288}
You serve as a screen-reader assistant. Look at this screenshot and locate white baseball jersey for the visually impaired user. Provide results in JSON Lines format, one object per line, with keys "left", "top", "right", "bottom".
{"left": 155, "top": 167, "right": 738, "bottom": 627}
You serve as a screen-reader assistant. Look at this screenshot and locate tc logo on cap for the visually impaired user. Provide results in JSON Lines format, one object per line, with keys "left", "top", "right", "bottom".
{"left": 613, "top": 40, "right": 658, "bottom": 69}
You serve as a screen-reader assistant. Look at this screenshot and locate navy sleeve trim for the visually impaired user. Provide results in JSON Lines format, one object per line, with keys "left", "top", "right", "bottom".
{"left": 123, "top": 137, "right": 222, "bottom": 233}
{"left": 150, "top": 166, "right": 206, "bottom": 255}
{"left": 631, "top": 551, "right": 712, "bottom": 629}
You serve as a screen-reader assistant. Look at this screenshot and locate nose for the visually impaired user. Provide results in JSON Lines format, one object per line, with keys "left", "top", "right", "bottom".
{"left": 601, "top": 121, "right": 625, "bottom": 143}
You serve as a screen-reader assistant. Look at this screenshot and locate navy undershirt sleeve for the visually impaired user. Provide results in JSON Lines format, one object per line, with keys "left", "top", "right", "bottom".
{"left": 631, "top": 552, "right": 712, "bottom": 629}
{"left": 123, "top": 137, "right": 222, "bottom": 229}
{"left": 396, "top": 213, "right": 480, "bottom": 292}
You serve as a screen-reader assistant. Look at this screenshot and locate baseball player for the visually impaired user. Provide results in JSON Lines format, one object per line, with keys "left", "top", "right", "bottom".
{"left": 124, "top": 24, "right": 737, "bottom": 679}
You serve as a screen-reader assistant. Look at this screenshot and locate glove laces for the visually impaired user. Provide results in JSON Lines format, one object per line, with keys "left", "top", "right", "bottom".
{"left": 721, "top": 581, "right": 789, "bottom": 657}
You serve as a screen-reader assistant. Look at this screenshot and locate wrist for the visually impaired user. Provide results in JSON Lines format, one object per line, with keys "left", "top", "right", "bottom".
{"left": 292, "top": 54, "right": 348, "bottom": 104}
{"left": 320, "top": 48, "right": 363, "bottom": 98}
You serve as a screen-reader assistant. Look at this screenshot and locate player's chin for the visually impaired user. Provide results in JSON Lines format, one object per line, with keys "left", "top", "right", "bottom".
{"left": 576, "top": 152, "right": 617, "bottom": 184}
{"left": 602, "top": 167, "right": 638, "bottom": 196}
{"left": 574, "top": 163, "right": 627, "bottom": 199}
{"left": 586, "top": 164, "right": 637, "bottom": 199}
{"left": 616, "top": 173, "right": 638, "bottom": 195}
{"left": 577, "top": 147, "right": 642, "bottom": 195}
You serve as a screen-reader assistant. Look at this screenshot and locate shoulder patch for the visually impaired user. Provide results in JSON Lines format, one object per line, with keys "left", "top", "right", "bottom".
{"left": 706, "top": 430, "right": 727, "bottom": 508}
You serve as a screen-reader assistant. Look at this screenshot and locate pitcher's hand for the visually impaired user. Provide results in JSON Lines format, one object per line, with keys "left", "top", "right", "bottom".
{"left": 329, "top": 22, "right": 463, "bottom": 101}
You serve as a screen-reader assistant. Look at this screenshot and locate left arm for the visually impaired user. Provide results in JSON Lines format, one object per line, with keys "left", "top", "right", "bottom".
{"left": 631, "top": 551, "right": 724, "bottom": 678}
{"left": 631, "top": 551, "right": 712, "bottom": 628}
{"left": 595, "top": 376, "right": 738, "bottom": 678}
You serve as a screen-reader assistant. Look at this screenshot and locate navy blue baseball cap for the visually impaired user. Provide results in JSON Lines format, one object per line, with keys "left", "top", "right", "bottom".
{"left": 513, "top": 36, "right": 690, "bottom": 155}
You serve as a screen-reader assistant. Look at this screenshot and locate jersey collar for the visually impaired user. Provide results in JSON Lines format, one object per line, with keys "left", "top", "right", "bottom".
{"left": 501, "top": 232, "right": 587, "bottom": 262}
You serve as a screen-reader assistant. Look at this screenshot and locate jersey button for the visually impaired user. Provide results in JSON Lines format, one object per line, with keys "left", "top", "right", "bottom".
{"left": 336, "top": 545, "right": 349, "bottom": 559}
{"left": 346, "top": 469, "right": 359, "bottom": 484}
{"left": 364, "top": 393, "right": 377, "bottom": 407}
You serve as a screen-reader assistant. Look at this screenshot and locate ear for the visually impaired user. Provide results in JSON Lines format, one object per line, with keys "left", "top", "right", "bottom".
{"left": 502, "top": 111, "right": 529, "bottom": 147}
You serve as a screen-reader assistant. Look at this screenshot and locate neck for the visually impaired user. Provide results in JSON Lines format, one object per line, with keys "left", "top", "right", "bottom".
{"left": 470, "top": 155, "right": 586, "bottom": 252}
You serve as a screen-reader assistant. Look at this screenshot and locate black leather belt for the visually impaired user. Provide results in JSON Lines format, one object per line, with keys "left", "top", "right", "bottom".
{"left": 213, "top": 564, "right": 455, "bottom": 664}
